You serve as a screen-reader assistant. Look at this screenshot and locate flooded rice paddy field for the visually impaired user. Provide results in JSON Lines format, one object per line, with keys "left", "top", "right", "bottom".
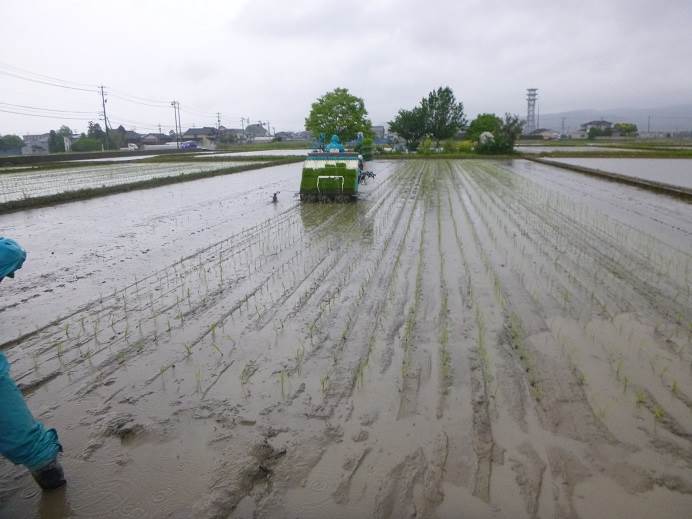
{"left": 196, "top": 149, "right": 312, "bottom": 158}
{"left": 515, "top": 146, "right": 644, "bottom": 154}
{"left": 1, "top": 159, "right": 691, "bottom": 518}
{"left": 550, "top": 157, "right": 692, "bottom": 190}
{"left": 0, "top": 161, "right": 258, "bottom": 204}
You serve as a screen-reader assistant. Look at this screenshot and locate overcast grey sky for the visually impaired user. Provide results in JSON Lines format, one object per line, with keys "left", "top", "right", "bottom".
{"left": 1, "top": 0, "right": 691, "bottom": 135}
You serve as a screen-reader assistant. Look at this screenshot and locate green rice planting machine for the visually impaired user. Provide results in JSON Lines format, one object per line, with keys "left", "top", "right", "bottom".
{"left": 299, "top": 135, "right": 367, "bottom": 202}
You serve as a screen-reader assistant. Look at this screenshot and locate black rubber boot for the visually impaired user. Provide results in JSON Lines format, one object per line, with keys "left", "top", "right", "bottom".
{"left": 31, "top": 459, "right": 66, "bottom": 491}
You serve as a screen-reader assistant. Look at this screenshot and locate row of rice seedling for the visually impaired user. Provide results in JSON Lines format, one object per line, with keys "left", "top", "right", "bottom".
{"left": 0, "top": 161, "right": 256, "bottom": 203}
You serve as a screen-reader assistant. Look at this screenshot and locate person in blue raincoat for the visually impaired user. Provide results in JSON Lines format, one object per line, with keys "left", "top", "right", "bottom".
{"left": 0, "top": 237, "right": 66, "bottom": 490}
{"left": 325, "top": 134, "right": 345, "bottom": 153}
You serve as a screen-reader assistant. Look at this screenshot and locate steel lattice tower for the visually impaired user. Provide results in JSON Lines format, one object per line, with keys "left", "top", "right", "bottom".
{"left": 526, "top": 88, "right": 538, "bottom": 134}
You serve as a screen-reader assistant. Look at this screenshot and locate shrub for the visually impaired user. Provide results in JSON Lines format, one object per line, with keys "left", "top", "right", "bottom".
{"left": 71, "top": 138, "right": 102, "bottom": 152}
{"left": 418, "top": 136, "right": 433, "bottom": 155}
{"left": 442, "top": 139, "right": 458, "bottom": 153}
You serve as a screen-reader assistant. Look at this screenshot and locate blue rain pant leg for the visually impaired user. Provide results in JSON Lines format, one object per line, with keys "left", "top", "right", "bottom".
{"left": 0, "top": 352, "right": 61, "bottom": 472}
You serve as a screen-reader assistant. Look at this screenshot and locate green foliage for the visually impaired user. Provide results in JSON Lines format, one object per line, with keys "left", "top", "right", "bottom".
{"left": 587, "top": 126, "right": 613, "bottom": 139}
{"left": 0, "top": 134, "right": 23, "bottom": 152}
{"left": 476, "top": 113, "right": 524, "bottom": 153}
{"left": 421, "top": 86, "right": 467, "bottom": 145}
{"left": 87, "top": 121, "right": 105, "bottom": 141}
{"left": 355, "top": 136, "right": 374, "bottom": 161}
{"left": 614, "top": 122, "right": 638, "bottom": 136}
{"left": 305, "top": 87, "right": 372, "bottom": 143}
{"left": 442, "top": 139, "right": 458, "bottom": 153}
{"left": 71, "top": 137, "right": 102, "bottom": 152}
{"left": 388, "top": 86, "right": 466, "bottom": 149}
{"left": 388, "top": 106, "right": 427, "bottom": 149}
{"left": 48, "top": 130, "right": 65, "bottom": 153}
{"left": 467, "top": 113, "right": 503, "bottom": 142}
{"left": 418, "top": 136, "right": 433, "bottom": 155}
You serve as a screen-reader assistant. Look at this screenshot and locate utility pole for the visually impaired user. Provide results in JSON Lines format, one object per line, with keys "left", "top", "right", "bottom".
{"left": 216, "top": 112, "right": 222, "bottom": 131}
{"left": 158, "top": 123, "right": 162, "bottom": 134}
{"left": 561, "top": 117, "right": 566, "bottom": 136}
{"left": 525, "top": 88, "right": 538, "bottom": 134}
{"left": 99, "top": 85, "right": 110, "bottom": 150}
{"left": 171, "top": 101, "right": 180, "bottom": 150}
{"left": 176, "top": 102, "right": 183, "bottom": 145}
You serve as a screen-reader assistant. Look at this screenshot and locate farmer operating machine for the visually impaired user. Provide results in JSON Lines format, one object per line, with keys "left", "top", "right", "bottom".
{"left": 299, "top": 135, "right": 373, "bottom": 202}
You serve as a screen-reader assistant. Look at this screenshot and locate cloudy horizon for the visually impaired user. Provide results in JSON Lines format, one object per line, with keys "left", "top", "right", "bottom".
{"left": 1, "top": 0, "right": 691, "bottom": 135}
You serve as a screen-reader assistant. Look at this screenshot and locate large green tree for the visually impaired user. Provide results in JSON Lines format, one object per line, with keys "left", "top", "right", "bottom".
{"left": 614, "top": 122, "right": 638, "bottom": 136}
{"left": 87, "top": 121, "right": 105, "bottom": 140}
{"left": 388, "top": 107, "right": 428, "bottom": 149}
{"left": 305, "top": 87, "right": 372, "bottom": 143}
{"left": 466, "top": 113, "right": 502, "bottom": 142}
{"left": 420, "top": 86, "right": 466, "bottom": 145}
{"left": 47, "top": 126, "right": 74, "bottom": 153}
{"left": 48, "top": 130, "right": 64, "bottom": 153}
{"left": 0, "top": 134, "right": 23, "bottom": 152}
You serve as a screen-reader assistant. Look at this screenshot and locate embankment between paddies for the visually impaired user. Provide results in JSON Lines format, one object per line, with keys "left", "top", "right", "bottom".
{"left": 0, "top": 157, "right": 304, "bottom": 214}
{"left": 0, "top": 148, "right": 175, "bottom": 167}
{"left": 526, "top": 156, "right": 692, "bottom": 200}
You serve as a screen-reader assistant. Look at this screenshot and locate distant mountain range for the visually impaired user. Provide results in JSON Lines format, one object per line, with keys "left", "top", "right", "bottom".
{"left": 535, "top": 104, "right": 692, "bottom": 134}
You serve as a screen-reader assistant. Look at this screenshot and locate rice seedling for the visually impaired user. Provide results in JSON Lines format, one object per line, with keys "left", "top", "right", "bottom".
{"left": 635, "top": 389, "right": 646, "bottom": 407}
{"left": 195, "top": 368, "right": 202, "bottom": 393}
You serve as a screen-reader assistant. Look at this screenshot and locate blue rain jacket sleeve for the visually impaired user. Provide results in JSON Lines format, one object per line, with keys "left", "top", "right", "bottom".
{"left": 0, "top": 352, "right": 61, "bottom": 471}
{"left": 0, "top": 237, "right": 27, "bottom": 279}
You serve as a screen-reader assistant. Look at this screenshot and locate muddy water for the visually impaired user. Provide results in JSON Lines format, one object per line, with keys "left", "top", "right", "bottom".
{"left": 0, "top": 162, "right": 316, "bottom": 343}
{"left": 550, "top": 157, "right": 692, "bottom": 189}
{"left": 197, "top": 149, "right": 312, "bottom": 158}
{"left": 1, "top": 159, "right": 691, "bottom": 518}
{"left": 515, "top": 146, "right": 643, "bottom": 154}
{"left": 0, "top": 161, "right": 257, "bottom": 203}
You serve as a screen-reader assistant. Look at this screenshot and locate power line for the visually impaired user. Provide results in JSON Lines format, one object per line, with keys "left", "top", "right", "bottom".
{"left": 0, "top": 108, "right": 94, "bottom": 120}
{"left": 109, "top": 114, "right": 175, "bottom": 129}
{"left": 108, "top": 92, "right": 171, "bottom": 108}
{"left": 0, "top": 60, "right": 97, "bottom": 89}
{"left": 0, "top": 101, "right": 93, "bottom": 114}
{"left": 0, "top": 61, "right": 275, "bottom": 133}
{"left": 0, "top": 70, "right": 97, "bottom": 93}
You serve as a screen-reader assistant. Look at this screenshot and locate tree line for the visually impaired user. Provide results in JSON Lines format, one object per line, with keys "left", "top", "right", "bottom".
{"left": 389, "top": 87, "right": 523, "bottom": 153}
{"left": 303, "top": 86, "right": 524, "bottom": 156}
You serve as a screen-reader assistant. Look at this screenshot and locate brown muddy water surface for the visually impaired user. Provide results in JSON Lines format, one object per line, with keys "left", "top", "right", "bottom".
{"left": 1, "top": 159, "right": 691, "bottom": 518}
